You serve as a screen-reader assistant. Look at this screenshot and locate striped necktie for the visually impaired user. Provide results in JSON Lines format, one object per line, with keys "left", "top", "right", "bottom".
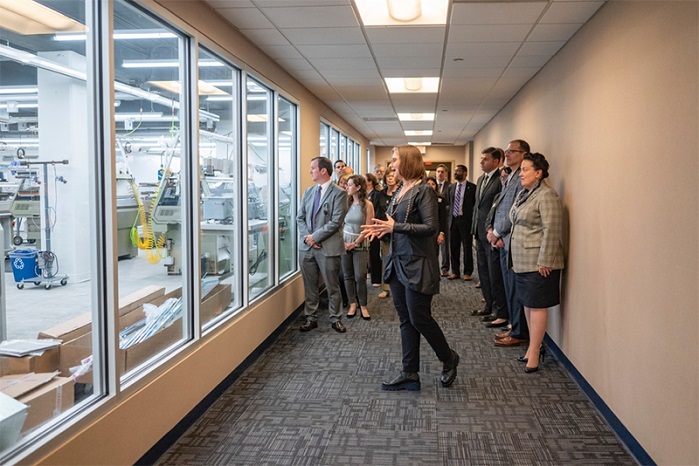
{"left": 452, "top": 182, "right": 462, "bottom": 217}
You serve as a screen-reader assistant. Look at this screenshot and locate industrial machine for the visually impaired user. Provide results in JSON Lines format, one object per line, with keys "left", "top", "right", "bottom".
{"left": 116, "top": 173, "right": 139, "bottom": 259}
{"left": 9, "top": 170, "right": 41, "bottom": 246}
{"left": 200, "top": 176, "right": 235, "bottom": 276}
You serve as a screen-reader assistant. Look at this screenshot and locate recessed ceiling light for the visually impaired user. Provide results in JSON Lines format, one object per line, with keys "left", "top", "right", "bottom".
{"left": 355, "top": 0, "right": 448, "bottom": 26}
{"left": 385, "top": 77, "right": 439, "bottom": 93}
{"left": 408, "top": 141, "right": 431, "bottom": 146}
{"left": 405, "top": 130, "right": 433, "bottom": 136}
{"left": 398, "top": 113, "right": 435, "bottom": 121}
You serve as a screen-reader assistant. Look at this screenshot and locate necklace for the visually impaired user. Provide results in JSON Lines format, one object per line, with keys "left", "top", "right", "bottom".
{"left": 388, "top": 179, "right": 422, "bottom": 222}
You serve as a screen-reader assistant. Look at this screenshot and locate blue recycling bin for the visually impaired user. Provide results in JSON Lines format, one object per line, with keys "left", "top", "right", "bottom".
{"left": 9, "top": 249, "right": 39, "bottom": 283}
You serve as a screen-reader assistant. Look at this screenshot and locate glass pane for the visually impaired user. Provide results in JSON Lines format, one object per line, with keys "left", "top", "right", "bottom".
{"left": 0, "top": 0, "right": 99, "bottom": 455}
{"left": 277, "top": 97, "right": 296, "bottom": 279}
{"left": 113, "top": 0, "right": 187, "bottom": 378}
{"left": 246, "top": 78, "right": 271, "bottom": 298}
{"left": 330, "top": 129, "right": 339, "bottom": 161}
{"left": 340, "top": 134, "right": 347, "bottom": 165}
{"left": 319, "top": 122, "right": 328, "bottom": 158}
{"left": 198, "top": 47, "right": 241, "bottom": 328}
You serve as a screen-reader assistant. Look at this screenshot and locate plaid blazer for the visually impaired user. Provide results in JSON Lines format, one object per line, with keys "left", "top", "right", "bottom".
{"left": 509, "top": 182, "right": 565, "bottom": 273}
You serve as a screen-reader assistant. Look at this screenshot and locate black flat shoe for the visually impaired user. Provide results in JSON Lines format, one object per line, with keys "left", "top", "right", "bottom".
{"left": 381, "top": 372, "right": 420, "bottom": 391}
{"left": 440, "top": 350, "right": 459, "bottom": 387}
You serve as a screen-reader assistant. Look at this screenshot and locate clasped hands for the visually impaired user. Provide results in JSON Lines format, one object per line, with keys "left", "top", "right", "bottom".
{"left": 303, "top": 235, "right": 321, "bottom": 249}
{"left": 361, "top": 214, "right": 395, "bottom": 241}
{"left": 486, "top": 229, "right": 505, "bottom": 249}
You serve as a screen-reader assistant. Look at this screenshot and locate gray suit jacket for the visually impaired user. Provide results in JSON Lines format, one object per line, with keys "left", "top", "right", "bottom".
{"left": 509, "top": 182, "right": 565, "bottom": 273}
{"left": 486, "top": 167, "right": 522, "bottom": 245}
{"left": 296, "top": 182, "right": 348, "bottom": 256}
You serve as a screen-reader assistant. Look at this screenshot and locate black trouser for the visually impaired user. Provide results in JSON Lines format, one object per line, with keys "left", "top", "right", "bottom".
{"left": 450, "top": 216, "right": 473, "bottom": 276}
{"left": 368, "top": 238, "right": 382, "bottom": 285}
{"left": 389, "top": 278, "right": 453, "bottom": 373}
{"left": 476, "top": 237, "right": 507, "bottom": 319}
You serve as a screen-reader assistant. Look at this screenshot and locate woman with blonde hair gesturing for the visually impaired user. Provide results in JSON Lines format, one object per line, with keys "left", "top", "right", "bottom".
{"left": 363, "top": 145, "right": 459, "bottom": 391}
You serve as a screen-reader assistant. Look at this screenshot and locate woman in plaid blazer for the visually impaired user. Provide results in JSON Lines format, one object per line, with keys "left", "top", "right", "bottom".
{"left": 509, "top": 153, "right": 565, "bottom": 373}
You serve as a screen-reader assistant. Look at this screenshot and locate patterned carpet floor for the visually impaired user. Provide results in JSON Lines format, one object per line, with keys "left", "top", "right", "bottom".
{"left": 155, "top": 276, "right": 636, "bottom": 465}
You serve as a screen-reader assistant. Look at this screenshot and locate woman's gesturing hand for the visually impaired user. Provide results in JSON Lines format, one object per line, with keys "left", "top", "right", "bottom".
{"left": 362, "top": 213, "right": 395, "bottom": 241}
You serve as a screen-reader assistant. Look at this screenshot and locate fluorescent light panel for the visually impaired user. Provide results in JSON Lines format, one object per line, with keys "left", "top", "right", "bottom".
{"left": 0, "top": 0, "right": 85, "bottom": 35}
{"left": 408, "top": 142, "right": 431, "bottom": 146}
{"left": 404, "top": 130, "right": 432, "bottom": 136}
{"left": 147, "top": 80, "right": 228, "bottom": 96}
{"left": 354, "top": 0, "right": 448, "bottom": 26}
{"left": 385, "top": 77, "right": 439, "bottom": 93}
{"left": 123, "top": 59, "right": 223, "bottom": 68}
{"left": 398, "top": 113, "right": 435, "bottom": 121}
{"left": 54, "top": 30, "right": 177, "bottom": 41}
{"left": 0, "top": 87, "right": 37, "bottom": 94}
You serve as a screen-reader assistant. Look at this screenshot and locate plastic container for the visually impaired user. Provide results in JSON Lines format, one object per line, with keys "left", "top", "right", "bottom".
{"left": 9, "top": 249, "right": 39, "bottom": 283}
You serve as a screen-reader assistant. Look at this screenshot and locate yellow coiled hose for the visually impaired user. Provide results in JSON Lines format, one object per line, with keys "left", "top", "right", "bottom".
{"left": 129, "top": 180, "right": 167, "bottom": 263}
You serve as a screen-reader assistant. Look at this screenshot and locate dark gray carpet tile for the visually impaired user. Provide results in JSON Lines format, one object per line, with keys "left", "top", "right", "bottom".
{"left": 322, "top": 430, "right": 443, "bottom": 465}
{"left": 155, "top": 276, "right": 637, "bottom": 465}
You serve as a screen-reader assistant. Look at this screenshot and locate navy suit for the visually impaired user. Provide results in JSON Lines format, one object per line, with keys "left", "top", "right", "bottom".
{"left": 447, "top": 180, "right": 476, "bottom": 276}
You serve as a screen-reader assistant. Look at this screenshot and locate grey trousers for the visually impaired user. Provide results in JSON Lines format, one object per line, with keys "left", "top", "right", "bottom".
{"left": 342, "top": 248, "right": 369, "bottom": 306}
{"left": 299, "top": 248, "right": 343, "bottom": 323}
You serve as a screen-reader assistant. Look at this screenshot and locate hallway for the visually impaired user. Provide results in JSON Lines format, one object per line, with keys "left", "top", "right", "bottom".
{"left": 153, "top": 277, "right": 636, "bottom": 465}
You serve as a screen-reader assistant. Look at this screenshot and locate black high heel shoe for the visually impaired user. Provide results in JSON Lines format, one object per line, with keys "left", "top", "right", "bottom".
{"left": 522, "top": 346, "right": 547, "bottom": 372}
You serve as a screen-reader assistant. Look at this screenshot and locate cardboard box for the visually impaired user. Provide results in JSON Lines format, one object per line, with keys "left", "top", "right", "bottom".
{"left": 0, "top": 347, "right": 60, "bottom": 377}
{"left": 0, "top": 373, "right": 59, "bottom": 398}
{"left": 37, "top": 285, "right": 166, "bottom": 341}
{"left": 0, "top": 392, "right": 28, "bottom": 450}
{"left": 17, "top": 376, "right": 74, "bottom": 433}
{"left": 201, "top": 284, "right": 232, "bottom": 322}
{"left": 58, "top": 333, "right": 93, "bottom": 383}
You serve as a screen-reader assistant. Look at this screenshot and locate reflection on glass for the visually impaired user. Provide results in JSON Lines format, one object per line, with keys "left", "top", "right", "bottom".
{"left": 340, "top": 134, "right": 347, "bottom": 165}
{"left": 0, "top": 0, "right": 99, "bottom": 457}
{"left": 320, "top": 122, "right": 329, "bottom": 158}
{"left": 246, "top": 78, "right": 271, "bottom": 299}
{"left": 198, "top": 47, "right": 241, "bottom": 328}
{"left": 277, "top": 97, "right": 297, "bottom": 278}
{"left": 113, "top": 0, "right": 186, "bottom": 379}
{"left": 331, "top": 129, "right": 339, "bottom": 161}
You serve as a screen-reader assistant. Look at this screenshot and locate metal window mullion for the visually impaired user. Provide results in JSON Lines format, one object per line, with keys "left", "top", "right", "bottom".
{"left": 271, "top": 93, "right": 280, "bottom": 285}
{"left": 241, "top": 71, "right": 250, "bottom": 307}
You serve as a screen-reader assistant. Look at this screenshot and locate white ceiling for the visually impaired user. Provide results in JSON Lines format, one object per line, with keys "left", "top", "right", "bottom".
{"left": 203, "top": 0, "right": 605, "bottom": 146}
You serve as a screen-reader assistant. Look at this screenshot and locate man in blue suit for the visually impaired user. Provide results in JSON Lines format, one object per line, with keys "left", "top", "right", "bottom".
{"left": 297, "top": 156, "right": 349, "bottom": 333}
{"left": 447, "top": 165, "right": 476, "bottom": 281}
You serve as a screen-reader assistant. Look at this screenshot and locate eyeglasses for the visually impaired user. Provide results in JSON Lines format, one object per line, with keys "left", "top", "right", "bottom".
{"left": 505, "top": 149, "right": 524, "bottom": 154}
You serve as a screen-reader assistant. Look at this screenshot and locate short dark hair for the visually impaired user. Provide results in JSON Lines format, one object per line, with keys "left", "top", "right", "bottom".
{"left": 523, "top": 152, "right": 550, "bottom": 179}
{"left": 456, "top": 164, "right": 467, "bottom": 175}
{"left": 436, "top": 164, "right": 449, "bottom": 174}
{"left": 510, "top": 139, "right": 530, "bottom": 154}
{"left": 364, "top": 172, "right": 379, "bottom": 187}
{"left": 334, "top": 159, "right": 346, "bottom": 168}
{"left": 482, "top": 147, "right": 504, "bottom": 161}
{"left": 425, "top": 176, "right": 437, "bottom": 185}
{"left": 313, "top": 156, "right": 333, "bottom": 176}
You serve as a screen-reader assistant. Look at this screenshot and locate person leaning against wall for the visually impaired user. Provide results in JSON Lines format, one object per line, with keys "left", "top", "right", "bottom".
{"left": 509, "top": 152, "right": 565, "bottom": 373}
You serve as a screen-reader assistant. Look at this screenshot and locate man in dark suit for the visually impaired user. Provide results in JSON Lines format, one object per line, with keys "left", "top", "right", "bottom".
{"left": 435, "top": 164, "right": 451, "bottom": 276}
{"left": 471, "top": 148, "right": 508, "bottom": 327}
{"left": 297, "top": 156, "right": 349, "bottom": 333}
{"left": 447, "top": 165, "right": 476, "bottom": 280}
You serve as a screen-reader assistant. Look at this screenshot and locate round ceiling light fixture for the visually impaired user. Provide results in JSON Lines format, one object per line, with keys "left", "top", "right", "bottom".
{"left": 386, "top": 0, "right": 422, "bottom": 22}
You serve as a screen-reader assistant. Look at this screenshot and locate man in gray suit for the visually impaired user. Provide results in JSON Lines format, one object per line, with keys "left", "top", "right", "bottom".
{"left": 487, "top": 139, "right": 530, "bottom": 346}
{"left": 297, "top": 156, "right": 349, "bottom": 333}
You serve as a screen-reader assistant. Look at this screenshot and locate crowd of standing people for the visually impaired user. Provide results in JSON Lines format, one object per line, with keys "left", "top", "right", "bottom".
{"left": 296, "top": 139, "right": 565, "bottom": 388}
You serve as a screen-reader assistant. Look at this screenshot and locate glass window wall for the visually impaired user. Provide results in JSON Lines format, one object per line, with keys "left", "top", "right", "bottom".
{"left": 277, "top": 97, "right": 297, "bottom": 279}
{"left": 319, "top": 122, "right": 329, "bottom": 158}
{"left": 198, "top": 47, "right": 242, "bottom": 328}
{"left": 246, "top": 78, "right": 272, "bottom": 299}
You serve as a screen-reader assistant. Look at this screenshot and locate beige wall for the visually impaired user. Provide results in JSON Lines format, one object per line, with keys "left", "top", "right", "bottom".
{"left": 372, "top": 145, "right": 473, "bottom": 182}
{"left": 473, "top": 2, "right": 698, "bottom": 464}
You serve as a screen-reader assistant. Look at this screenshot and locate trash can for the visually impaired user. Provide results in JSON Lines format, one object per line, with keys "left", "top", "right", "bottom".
{"left": 9, "top": 249, "right": 39, "bottom": 283}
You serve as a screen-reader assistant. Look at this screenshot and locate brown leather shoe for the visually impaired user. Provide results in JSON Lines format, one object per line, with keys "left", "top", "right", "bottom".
{"left": 494, "top": 336, "right": 528, "bottom": 347}
{"left": 463, "top": 275, "right": 473, "bottom": 281}
{"left": 331, "top": 321, "right": 347, "bottom": 333}
{"left": 299, "top": 318, "right": 318, "bottom": 332}
{"left": 447, "top": 274, "right": 459, "bottom": 280}
{"left": 494, "top": 330, "right": 511, "bottom": 340}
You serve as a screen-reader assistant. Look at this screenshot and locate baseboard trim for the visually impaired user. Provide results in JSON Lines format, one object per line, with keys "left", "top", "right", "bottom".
{"left": 544, "top": 335, "right": 655, "bottom": 466}
{"left": 136, "top": 304, "right": 304, "bottom": 466}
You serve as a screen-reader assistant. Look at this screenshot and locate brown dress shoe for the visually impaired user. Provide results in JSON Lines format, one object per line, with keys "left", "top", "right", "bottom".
{"left": 447, "top": 274, "right": 459, "bottom": 280}
{"left": 331, "top": 321, "right": 347, "bottom": 333}
{"left": 494, "top": 336, "right": 528, "bottom": 347}
{"left": 299, "top": 318, "right": 318, "bottom": 332}
{"left": 494, "top": 330, "right": 511, "bottom": 340}
{"left": 463, "top": 275, "right": 473, "bottom": 281}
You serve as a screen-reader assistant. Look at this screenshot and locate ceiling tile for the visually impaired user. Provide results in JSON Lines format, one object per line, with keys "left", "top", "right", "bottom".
{"left": 540, "top": 2, "right": 606, "bottom": 24}
{"left": 510, "top": 54, "right": 551, "bottom": 68}
{"left": 446, "top": 41, "right": 521, "bottom": 58}
{"left": 307, "top": 57, "right": 377, "bottom": 71}
{"left": 236, "top": 28, "right": 290, "bottom": 46}
{"left": 381, "top": 69, "right": 441, "bottom": 78}
{"left": 441, "top": 67, "right": 503, "bottom": 78}
{"left": 518, "top": 41, "right": 566, "bottom": 56}
{"left": 282, "top": 27, "right": 365, "bottom": 45}
{"left": 255, "top": 0, "right": 348, "bottom": 5}
{"left": 451, "top": 2, "right": 548, "bottom": 25}
{"left": 217, "top": 8, "right": 275, "bottom": 29}
{"left": 261, "top": 45, "right": 303, "bottom": 59}
{"left": 274, "top": 57, "right": 314, "bottom": 71}
{"left": 449, "top": 24, "right": 531, "bottom": 42}
{"left": 206, "top": 0, "right": 254, "bottom": 7}
{"left": 371, "top": 43, "right": 444, "bottom": 59}
{"left": 528, "top": 23, "right": 584, "bottom": 42}
{"left": 261, "top": 5, "right": 358, "bottom": 28}
{"left": 364, "top": 27, "right": 446, "bottom": 44}
{"left": 334, "top": 86, "right": 388, "bottom": 100}
{"left": 296, "top": 44, "right": 372, "bottom": 59}
{"left": 376, "top": 55, "right": 443, "bottom": 69}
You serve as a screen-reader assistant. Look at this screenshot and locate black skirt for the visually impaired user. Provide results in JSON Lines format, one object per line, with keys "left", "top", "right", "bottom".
{"left": 514, "top": 269, "right": 561, "bottom": 308}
